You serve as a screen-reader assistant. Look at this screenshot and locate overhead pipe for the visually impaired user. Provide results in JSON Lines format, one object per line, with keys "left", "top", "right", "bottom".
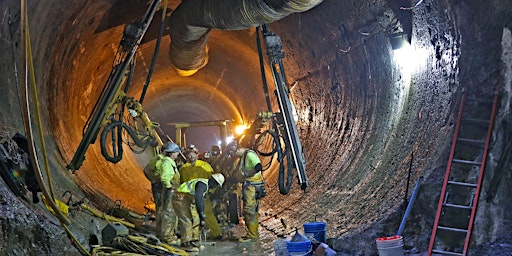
{"left": 168, "top": 0, "right": 324, "bottom": 76}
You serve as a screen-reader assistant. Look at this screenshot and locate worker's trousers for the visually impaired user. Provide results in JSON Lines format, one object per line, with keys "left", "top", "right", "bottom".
{"left": 151, "top": 182, "right": 163, "bottom": 213}
{"left": 156, "top": 188, "right": 178, "bottom": 243}
{"left": 173, "top": 192, "right": 198, "bottom": 243}
{"left": 189, "top": 195, "right": 221, "bottom": 239}
{"left": 242, "top": 183, "right": 260, "bottom": 239}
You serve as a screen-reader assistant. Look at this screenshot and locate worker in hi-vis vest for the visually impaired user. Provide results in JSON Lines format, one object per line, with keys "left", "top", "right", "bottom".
{"left": 179, "top": 145, "right": 222, "bottom": 240}
{"left": 143, "top": 142, "right": 181, "bottom": 245}
{"left": 173, "top": 173, "right": 225, "bottom": 252}
{"left": 235, "top": 142, "right": 266, "bottom": 243}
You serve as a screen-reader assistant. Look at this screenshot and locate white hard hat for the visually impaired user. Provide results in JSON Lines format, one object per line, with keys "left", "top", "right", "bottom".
{"left": 211, "top": 173, "right": 225, "bottom": 187}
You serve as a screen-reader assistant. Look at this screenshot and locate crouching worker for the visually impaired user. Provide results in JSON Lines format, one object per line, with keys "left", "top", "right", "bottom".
{"left": 143, "top": 142, "right": 181, "bottom": 245}
{"left": 173, "top": 173, "right": 225, "bottom": 252}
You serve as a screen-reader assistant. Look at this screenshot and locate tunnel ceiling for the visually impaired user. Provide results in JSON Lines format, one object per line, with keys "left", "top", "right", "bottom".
{"left": 2, "top": 0, "right": 511, "bottom": 253}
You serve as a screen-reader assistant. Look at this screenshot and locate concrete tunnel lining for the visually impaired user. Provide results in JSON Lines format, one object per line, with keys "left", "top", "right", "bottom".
{"left": 1, "top": 0, "right": 512, "bottom": 255}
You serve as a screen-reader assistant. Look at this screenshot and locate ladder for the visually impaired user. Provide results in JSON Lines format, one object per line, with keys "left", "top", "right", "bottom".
{"left": 427, "top": 89, "right": 499, "bottom": 256}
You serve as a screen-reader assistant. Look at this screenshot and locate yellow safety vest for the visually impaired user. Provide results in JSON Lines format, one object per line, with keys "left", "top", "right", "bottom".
{"left": 176, "top": 178, "right": 208, "bottom": 196}
{"left": 180, "top": 160, "right": 214, "bottom": 183}
{"left": 240, "top": 150, "right": 263, "bottom": 183}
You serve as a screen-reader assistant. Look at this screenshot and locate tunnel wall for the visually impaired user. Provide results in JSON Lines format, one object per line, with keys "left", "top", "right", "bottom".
{"left": 262, "top": 0, "right": 457, "bottom": 240}
{"left": 1, "top": 0, "right": 512, "bottom": 255}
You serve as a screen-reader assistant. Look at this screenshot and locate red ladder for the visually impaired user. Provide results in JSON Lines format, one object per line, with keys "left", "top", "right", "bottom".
{"left": 427, "top": 90, "right": 499, "bottom": 256}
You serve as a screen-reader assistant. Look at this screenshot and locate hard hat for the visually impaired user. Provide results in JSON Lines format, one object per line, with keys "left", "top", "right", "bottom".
{"left": 210, "top": 145, "right": 221, "bottom": 156}
{"left": 162, "top": 142, "right": 180, "bottom": 153}
{"left": 186, "top": 144, "right": 199, "bottom": 154}
{"left": 227, "top": 141, "right": 239, "bottom": 153}
{"left": 211, "top": 173, "right": 225, "bottom": 187}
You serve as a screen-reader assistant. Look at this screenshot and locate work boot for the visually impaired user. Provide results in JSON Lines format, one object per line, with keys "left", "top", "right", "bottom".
{"left": 181, "top": 242, "right": 199, "bottom": 252}
{"left": 238, "top": 236, "right": 257, "bottom": 243}
{"left": 163, "top": 239, "right": 180, "bottom": 246}
{"left": 190, "top": 241, "right": 200, "bottom": 248}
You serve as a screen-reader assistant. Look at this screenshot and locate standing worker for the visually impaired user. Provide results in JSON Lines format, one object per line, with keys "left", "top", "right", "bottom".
{"left": 143, "top": 142, "right": 181, "bottom": 245}
{"left": 236, "top": 143, "right": 267, "bottom": 243}
{"left": 173, "top": 173, "right": 225, "bottom": 252}
{"left": 180, "top": 145, "right": 222, "bottom": 240}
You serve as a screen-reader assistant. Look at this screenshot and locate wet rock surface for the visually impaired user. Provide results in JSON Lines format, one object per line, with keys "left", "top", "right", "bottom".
{"left": 0, "top": 179, "right": 80, "bottom": 255}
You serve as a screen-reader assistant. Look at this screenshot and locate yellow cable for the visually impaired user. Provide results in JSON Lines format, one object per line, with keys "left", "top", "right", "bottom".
{"left": 25, "top": 5, "right": 55, "bottom": 199}
{"left": 22, "top": 2, "right": 92, "bottom": 256}
{"left": 21, "top": 0, "right": 70, "bottom": 225}
{"left": 63, "top": 223, "right": 92, "bottom": 256}
{"left": 161, "top": 0, "right": 168, "bottom": 20}
{"left": 81, "top": 204, "right": 136, "bottom": 228}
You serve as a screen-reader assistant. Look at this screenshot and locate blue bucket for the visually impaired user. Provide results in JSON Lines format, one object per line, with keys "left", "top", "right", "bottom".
{"left": 303, "top": 222, "right": 326, "bottom": 244}
{"left": 286, "top": 239, "right": 312, "bottom": 256}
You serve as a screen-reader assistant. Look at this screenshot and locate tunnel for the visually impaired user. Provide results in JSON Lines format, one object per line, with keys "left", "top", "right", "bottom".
{"left": 1, "top": 0, "right": 512, "bottom": 255}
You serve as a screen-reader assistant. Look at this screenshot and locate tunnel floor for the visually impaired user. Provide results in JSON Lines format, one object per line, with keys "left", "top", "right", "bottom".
{"left": 125, "top": 218, "right": 273, "bottom": 256}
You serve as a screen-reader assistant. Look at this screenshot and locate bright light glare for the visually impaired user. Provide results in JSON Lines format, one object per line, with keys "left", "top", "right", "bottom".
{"left": 393, "top": 43, "right": 429, "bottom": 80}
{"left": 217, "top": 136, "right": 234, "bottom": 146}
{"left": 234, "top": 124, "right": 248, "bottom": 135}
{"left": 393, "top": 43, "right": 415, "bottom": 77}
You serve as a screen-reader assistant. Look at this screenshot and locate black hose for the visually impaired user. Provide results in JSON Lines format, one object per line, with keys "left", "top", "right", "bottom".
{"left": 100, "top": 121, "right": 124, "bottom": 163}
{"left": 140, "top": 6, "right": 168, "bottom": 104}
{"left": 278, "top": 150, "right": 294, "bottom": 195}
{"left": 254, "top": 124, "right": 295, "bottom": 195}
{"left": 256, "top": 26, "right": 273, "bottom": 112}
{"left": 254, "top": 130, "right": 279, "bottom": 157}
{"left": 100, "top": 121, "right": 156, "bottom": 163}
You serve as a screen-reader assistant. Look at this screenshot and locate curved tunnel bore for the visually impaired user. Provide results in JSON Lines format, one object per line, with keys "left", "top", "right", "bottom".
{"left": 34, "top": 0, "right": 451, "bottom": 236}
{"left": 1, "top": 0, "right": 512, "bottom": 255}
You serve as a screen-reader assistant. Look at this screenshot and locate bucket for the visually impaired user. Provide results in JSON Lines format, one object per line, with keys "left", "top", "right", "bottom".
{"left": 375, "top": 235, "right": 404, "bottom": 256}
{"left": 314, "top": 243, "right": 337, "bottom": 256}
{"left": 273, "top": 239, "right": 288, "bottom": 256}
{"left": 303, "top": 222, "right": 326, "bottom": 244}
{"left": 287, "top": 239, "right": 312, "bottom": 256}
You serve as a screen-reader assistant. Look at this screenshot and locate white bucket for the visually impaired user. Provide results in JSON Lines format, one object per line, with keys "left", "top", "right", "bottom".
{"left": 375, "top": 235, "right": 404, "bottom": 256}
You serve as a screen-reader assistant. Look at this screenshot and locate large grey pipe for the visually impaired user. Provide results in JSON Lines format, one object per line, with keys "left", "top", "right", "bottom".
{"left": 168, "top": 0, "right": 324, "bottom": 76}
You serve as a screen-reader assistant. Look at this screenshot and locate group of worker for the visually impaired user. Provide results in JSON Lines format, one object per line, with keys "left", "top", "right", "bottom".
{"left": 143, "top": 140, "right": 266, "bottom": 252}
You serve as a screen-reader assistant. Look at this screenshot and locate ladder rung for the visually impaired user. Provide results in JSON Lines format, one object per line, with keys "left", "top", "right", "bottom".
{"left": 466, "top": 97, "right": 493, "bottom": 104}
{"left": 452, "top": 159, "right": 482, "bottom": 165}
{"left": 462, "top": 118, "right": 489, "bottom": 125}
{"left": 432, "top": 249, "right": 463, "bottom": 255}
{"left": 457, "top": 137, "right": 486, "bottom": 145}
{"left": 443, "top": 203, "right": 472, "bottom": 209}
{"left": 448, "top": 180, "right": 477, "bottom": 188}
{"left": 438, "top": 226, "right": 468, "bottom": 233}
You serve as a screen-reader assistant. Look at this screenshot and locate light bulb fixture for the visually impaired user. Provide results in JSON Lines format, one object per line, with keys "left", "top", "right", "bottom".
{"left": 389, "top": 33, "right": 411, "bottom": 50}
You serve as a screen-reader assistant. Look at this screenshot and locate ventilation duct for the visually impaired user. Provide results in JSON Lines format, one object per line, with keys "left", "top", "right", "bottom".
{"left": 168, "top": 0, "right": 324, "bottom": 76}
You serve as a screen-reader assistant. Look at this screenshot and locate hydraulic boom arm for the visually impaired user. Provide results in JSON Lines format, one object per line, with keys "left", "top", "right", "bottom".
{"left": 67, "top": 0, "right": 161, "bottom": 171}
{"left": 260, "top": 25, "right": 309, "bottom": 191}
